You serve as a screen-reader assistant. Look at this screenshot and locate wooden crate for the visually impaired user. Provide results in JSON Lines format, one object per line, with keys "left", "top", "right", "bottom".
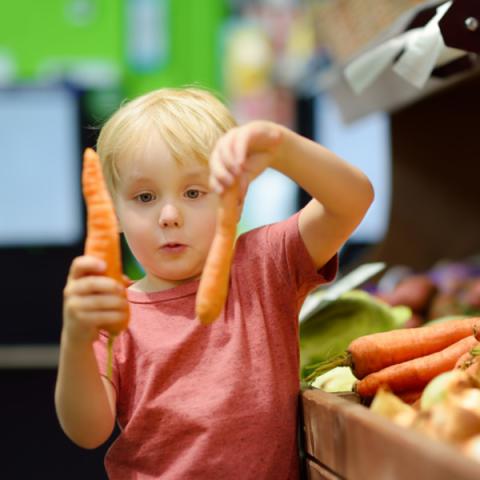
{"left": 302, "top": 389, "right": 480, "bottom": 480}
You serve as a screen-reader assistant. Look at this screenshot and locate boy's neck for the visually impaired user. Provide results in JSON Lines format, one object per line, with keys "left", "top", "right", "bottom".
{"left": 130, "top": 274, "right": 200, "bottom": 293}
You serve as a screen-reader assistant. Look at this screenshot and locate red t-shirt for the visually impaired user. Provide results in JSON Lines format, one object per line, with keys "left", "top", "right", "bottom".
{"left": 94, "top": 212, "right": 337, "bottom": 479}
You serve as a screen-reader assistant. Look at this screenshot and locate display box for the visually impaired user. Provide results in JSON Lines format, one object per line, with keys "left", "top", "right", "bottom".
{"left": 301, "top": 389, "right": 479, "bottom": 480}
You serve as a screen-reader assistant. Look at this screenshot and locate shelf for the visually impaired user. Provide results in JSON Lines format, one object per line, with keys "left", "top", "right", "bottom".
{"left": 0, "top": 345, "right": 59, "bottom": 369}
{"left": 310, "top": 0, "right": 480, "bottom": 124}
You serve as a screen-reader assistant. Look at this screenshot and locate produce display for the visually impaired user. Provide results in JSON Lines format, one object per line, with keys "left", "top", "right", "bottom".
{"left": 302, "top": 260, "right": 480, "bottom": 464}
{"left": 300, "top": 290, "right": 410, "bottom": 379}
{"left": 374, "top": 261, "right": 480, "bottom": 326}
{"left": 369, "top": 355, "right": 480, "bottom": 463}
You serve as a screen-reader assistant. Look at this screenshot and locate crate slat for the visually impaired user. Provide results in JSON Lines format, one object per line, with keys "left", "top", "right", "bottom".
{"left": 302, "top": 389, "right": 480, "bottom": 480}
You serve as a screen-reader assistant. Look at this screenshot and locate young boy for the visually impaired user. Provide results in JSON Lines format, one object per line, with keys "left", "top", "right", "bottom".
{"left": 55, "top": 87, "right": 373, "bottom": 479}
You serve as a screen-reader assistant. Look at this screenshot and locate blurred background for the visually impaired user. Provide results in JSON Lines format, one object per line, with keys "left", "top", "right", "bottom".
{"left": 4, "top": 0, "right": 480, "bottom": 477}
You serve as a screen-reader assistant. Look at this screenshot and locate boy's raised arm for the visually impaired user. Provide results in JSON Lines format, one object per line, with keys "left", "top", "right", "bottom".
{"left": 272, "top": 125, "right": 374, "bottom": 270}
{"left": 209, "top": 121, "right": 374, "bottom": 270}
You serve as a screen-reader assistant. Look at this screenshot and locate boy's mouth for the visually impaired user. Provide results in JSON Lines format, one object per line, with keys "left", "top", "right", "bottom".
{"left": 161, "top": 242, "right": 187, "bottom": 253}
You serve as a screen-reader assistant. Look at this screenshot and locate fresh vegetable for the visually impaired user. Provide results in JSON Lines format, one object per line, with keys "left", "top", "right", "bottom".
{"left": 462, "top": 434, "right": 480, "bottom": 462}
{"left": 304, "top": 316, "right": 480, "bottom": 382}
{"left": 377, "top": 274, "right": 437, "bottom": 314}
{"left": 354, "top": 335, "right": 479, "bottom": 399}
{"left": 370, "top": 387, "right": 417, "bottom": 428}
{"left": 311, "top": 366, "right": 357, "bottom": 392}
{"left": 420, "top": 370, "right": 471, "bottom": 411}
{"left": 196, "top": 183, "right": 239, "bottom": 324}
{"left": 301, "top": 290, "right": 410, "bottom": 380}
{"left": 455, "top": 349, "right": 477, "bottom": 370}
{"left": 82, "top": 147, "right": 129, "bottom": 377}
{"left": 396, "top": 390, "right": 423, "bottom": 405}
{"left": 421, "top": 388, "right": 480, "bottom": 444}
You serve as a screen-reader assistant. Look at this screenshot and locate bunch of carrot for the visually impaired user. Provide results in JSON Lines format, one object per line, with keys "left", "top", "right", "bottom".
{"left": 82, "top": 147, "right": 129, "bottom": 379}
{"left": 305, "top": 317, "right": 480, "bottom": 401}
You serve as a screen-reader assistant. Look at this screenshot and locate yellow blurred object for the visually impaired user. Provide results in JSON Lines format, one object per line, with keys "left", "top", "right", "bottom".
{"left": 223, "top": 23, "right": 273, "bottom": 96}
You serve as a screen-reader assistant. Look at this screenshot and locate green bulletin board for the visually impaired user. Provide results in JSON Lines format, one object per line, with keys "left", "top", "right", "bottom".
{"left": 0, "top": 0, "right": 228, "bottom": 94}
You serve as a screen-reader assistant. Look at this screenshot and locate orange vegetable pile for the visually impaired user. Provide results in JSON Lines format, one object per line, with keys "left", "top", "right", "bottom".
{"left": 307, "top": 317, "right": 480, "bottom": 400}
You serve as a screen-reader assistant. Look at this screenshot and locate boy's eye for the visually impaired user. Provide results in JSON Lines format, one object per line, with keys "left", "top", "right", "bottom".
{"left": 136, "top": 192, "right": 155, "bottom": 203}
{"left": 185, "top": 189, "right": 202, "bottom": 199}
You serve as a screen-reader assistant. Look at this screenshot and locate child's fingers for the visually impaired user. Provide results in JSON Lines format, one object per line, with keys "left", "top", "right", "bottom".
{"left": 65, "top": 275, "right": 124, "bottom": 298}
{"left": 230, "top": 130, "right": 249, "bottom": 171}
{"left": 72, "top": 293, "right": 128, "bottom": 313}
{"left": 209, "top": 148, "right": 236, "bottom": 193}
{"left": 221, "top": 130, "right": 245, "bottom": 175}
{"left": 64, "top": 292, "right": 129, "bottom": 338}
{"left": 68, "top": 255, "right": 106, "bottom": 280}
{"left": 216, "top": 133, "right": 244, "bottom": 171}
{"left": 75, "top": 310, "right": 129, "bottom": 330}
{"left": 248, "top": 121, "right": 283, "bottom": 150}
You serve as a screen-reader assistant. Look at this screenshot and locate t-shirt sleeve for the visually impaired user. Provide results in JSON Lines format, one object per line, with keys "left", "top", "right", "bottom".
{"left": 236, "top": 210, "right": 338, "bottom": 306}
{"left": 93, "top": 331, "right": 120, "bottom": 394}
{"left": 264, "top": 210, "right": 338, "bottom": 299}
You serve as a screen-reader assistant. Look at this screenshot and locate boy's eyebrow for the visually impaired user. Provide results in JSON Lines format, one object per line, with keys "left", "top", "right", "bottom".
{"left": 124, "top": 169, "right": 209, "bottom": 187}
{"left": 182, "top": 168, "right": 209, "bottom": 180}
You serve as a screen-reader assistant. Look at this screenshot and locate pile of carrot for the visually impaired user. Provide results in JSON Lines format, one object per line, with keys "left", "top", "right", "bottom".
{"left": 82, "top": 147, "right": 129, "bottom": 378}
{"left": 306, "top": 317, "right": 480, "bottom": 401}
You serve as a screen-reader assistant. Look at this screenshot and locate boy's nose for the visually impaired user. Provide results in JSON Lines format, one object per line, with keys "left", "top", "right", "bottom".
{"left": 159, "top": 204, "right": 182, "bottom": 228}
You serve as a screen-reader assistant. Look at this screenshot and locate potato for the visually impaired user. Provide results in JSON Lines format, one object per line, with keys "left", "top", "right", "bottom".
{"left": 387, "top": 275, "right": 438, "bottom": 313}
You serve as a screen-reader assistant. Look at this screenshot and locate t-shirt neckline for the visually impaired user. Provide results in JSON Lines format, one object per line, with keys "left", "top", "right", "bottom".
{"left": 127, "top": 278, "right": 200, "bottom": 304}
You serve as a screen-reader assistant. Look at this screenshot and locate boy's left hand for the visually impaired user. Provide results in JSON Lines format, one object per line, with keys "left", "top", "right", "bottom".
{"left": 209, "top": 121, "right": 284, "bottom": 200}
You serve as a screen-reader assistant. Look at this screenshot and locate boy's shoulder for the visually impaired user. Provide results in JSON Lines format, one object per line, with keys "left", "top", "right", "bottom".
{"left": 236, "top": 211, "right": 300, "bottom": 249}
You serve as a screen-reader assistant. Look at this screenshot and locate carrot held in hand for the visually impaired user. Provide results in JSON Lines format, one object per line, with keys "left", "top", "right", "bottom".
{"left": 82, "top": 147, "right": 129, "bottom": 377}
{"left": 354, "top": 335, "right": 479, "bottom": 399}
{"left": 196, "top": 183, "right": 239, "bottom": 324}
{"left": 304, "top": 316, "right": 480, "bottom": 382}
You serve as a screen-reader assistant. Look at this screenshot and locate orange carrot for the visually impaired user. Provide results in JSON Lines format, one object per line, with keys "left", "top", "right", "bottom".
{"left": 82, "top": 147, "right": 129, "bottom": 376}
{"left": 305, "top": 317, "right": 480, "bottom": 382}
{"left": 196, "top": 183, "right": 239, "bottom": 324}
{"left": 354, "top": 335, "right": 479, "bottom": 399}
{"left": 455, "top": 349, "right": 476, "bottom": 370}
{"left": 396, "top": 390, "right": 423, "bottom": 405}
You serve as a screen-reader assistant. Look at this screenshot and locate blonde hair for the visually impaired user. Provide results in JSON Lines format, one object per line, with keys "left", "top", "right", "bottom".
{"left": 96, "top": 87, "right": 237, "bottom": 194}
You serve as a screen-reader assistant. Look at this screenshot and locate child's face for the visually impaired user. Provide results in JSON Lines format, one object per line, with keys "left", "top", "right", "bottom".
{"left": 114, "top": 135, "right": 219, "bottom": 291}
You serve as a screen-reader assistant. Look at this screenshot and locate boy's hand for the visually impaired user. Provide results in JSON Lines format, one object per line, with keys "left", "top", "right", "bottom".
{"left": 62, "top": 256, "right": 129, "bottom": 345}
{"left": 209, "top": 121, "right": 284, "bottom": 200}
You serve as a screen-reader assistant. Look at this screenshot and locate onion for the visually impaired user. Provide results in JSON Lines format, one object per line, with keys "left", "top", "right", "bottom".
{"left": 370, "top": 388, "right": 417, "bottom": 428}
{"left": 425, "top": 389, "right": 480, "bottom": 444}
{"left": 462, "top": 434, "right": 480, "bottom": 462}
{"left": 420, "top": 370, "right": 471, "bottom": 411}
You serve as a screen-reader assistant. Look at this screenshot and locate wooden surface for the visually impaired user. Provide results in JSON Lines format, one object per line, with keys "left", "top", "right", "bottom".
{"left": 302, "top": 389, "right": 480, "bottom": 480}
{"left": 0, "top": 345, "right": 59, "bottom": 368}
{"left": 306, "top": 459, "right": 343, "bottom": 480}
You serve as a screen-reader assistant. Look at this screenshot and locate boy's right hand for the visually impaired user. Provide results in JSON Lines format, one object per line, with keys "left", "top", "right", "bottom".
{"left": 62, "top": 256, "right": 129, "bottom": 345}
